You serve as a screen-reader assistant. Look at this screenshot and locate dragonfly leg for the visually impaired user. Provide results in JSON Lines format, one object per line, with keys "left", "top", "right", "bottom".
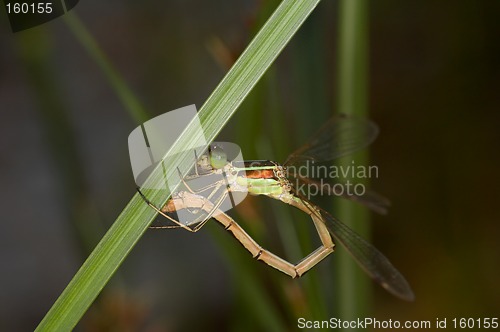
{"left": 150, "top": 188, "right": 229, "bottom": 232}
{"left": 137, "top": 179, "right": 231, "bottom": 232}
{"left": 181, "top": 175, "right": 224, "bottom": 196}
{"left": 188, "top": 188, "right": 229, "bottom": 232}
{"left": 136, "top": 188, "right": 197, "bottom": 232}
{"left": 179, "top": 174, "right": 232, "bottom": 223}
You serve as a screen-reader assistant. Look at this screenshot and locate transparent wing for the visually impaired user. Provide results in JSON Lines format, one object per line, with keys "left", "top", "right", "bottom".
{"left": 284, "top": 114, "right": 379, "bottom": 165}
{"left": 284, "top": 115, "right": 384, "bottom": 213}
{"left": 313, "top": 204, "right": 414, "bottom": 301}
{"left": 292, "top": 176, "right": 391, "bottom": 215}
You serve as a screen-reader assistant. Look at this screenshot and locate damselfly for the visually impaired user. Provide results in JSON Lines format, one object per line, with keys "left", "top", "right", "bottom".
{"left": 138, "top": 115, "right": 414, "bottom": 301}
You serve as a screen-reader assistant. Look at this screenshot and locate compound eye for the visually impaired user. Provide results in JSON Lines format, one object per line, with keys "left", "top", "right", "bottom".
{"left": 210, "top": 144, "right": 227, "bottom": 169}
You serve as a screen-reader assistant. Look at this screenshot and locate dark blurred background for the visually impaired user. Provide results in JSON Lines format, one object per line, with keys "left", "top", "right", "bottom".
{"left": 1, "top": 0, "right": 499, "bottom": 331}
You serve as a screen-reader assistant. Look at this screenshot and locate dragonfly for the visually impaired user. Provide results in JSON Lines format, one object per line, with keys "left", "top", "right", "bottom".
{"left": 138, "top": 115, "right": 415, "bottom": 301}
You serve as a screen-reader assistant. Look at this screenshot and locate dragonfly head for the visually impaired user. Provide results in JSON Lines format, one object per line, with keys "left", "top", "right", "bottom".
{"left": 209, "top": 144, "right": 227, "bottom": 169}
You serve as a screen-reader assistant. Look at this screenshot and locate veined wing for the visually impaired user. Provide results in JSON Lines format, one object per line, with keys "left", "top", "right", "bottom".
{"left": 284, "top": 114, "right": 379, "bottom": 166}
{"left": 290, "top": 188, "right": 414, "bottom": 301}
{"left": 315, "top": 205, "right": 414, "bottom": 301}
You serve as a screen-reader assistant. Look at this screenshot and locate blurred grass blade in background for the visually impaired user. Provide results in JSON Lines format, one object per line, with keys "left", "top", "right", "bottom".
{"left": 63, "top": 14, "right": 149, "bottom": 124}
{"left": 335, "top": 0, "right": 372, "bottom": 323}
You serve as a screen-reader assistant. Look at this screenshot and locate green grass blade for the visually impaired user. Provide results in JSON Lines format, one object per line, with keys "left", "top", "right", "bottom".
{"left": 335, "top": 0, "right": 372, "bottom": 323}
{"left": 36, "top": 1, "right": 322, "bottom": 330}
